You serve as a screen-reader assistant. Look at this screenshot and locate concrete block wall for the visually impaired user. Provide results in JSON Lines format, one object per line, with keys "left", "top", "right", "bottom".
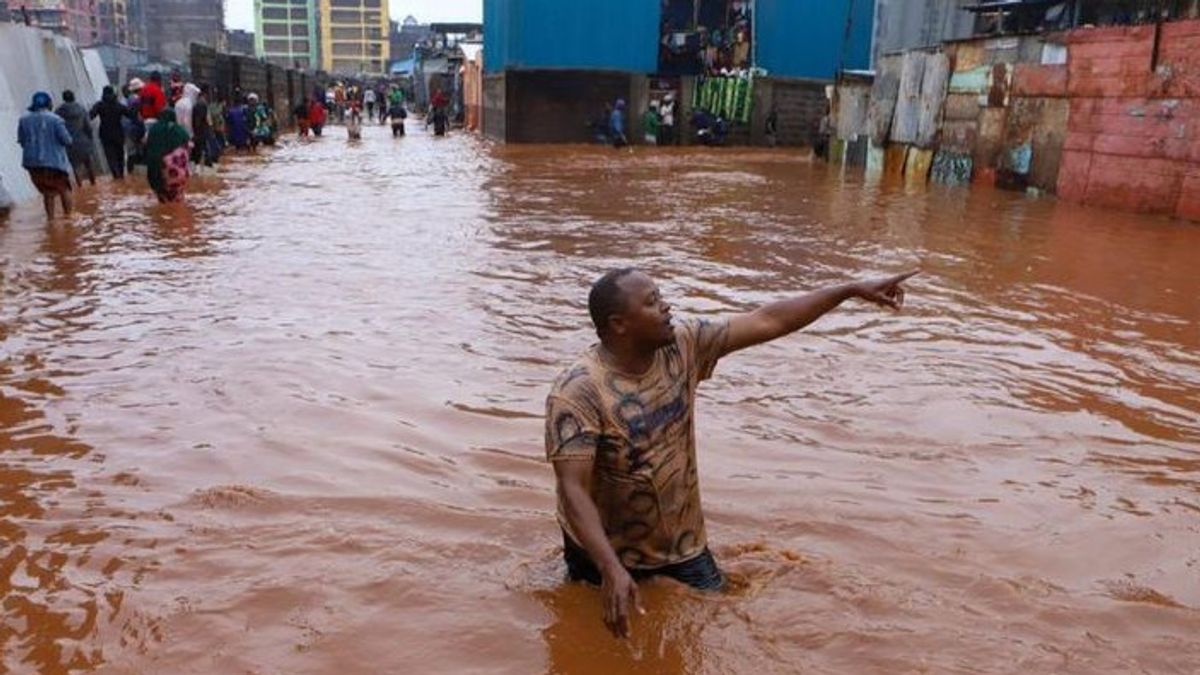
{"left": 483, "top": 73, "right": 506, "bottom": 141}
{"left": 751, "top": 78, "right": 828, "bottom": 147}
{"left": 1058, "top": 20, "right": 1200, "bottom": 220}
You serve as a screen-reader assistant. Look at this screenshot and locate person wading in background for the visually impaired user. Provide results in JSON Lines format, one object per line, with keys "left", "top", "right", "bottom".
{"left": 309, "top": 95, "right": 327, "bottom": 137}
{"left": 143, "top": 109, "right": 191, "bottom": 203}
{"left": 609, "top": 98, "right": 629, "bottom": 148}
{"left": 18, "top": 92, "right": 74, "bottom": 218}
{"left": 124, "top": 79, "right": 147, "bottom": 171}
{"left": 546, "top": 267, "right": 918, "bottom": 638}
{"left": 55, "top": 90, "right": 96, "bottom": 187}
{"left": 658, "top": 92, "right": 676, "bottom": 146}
{"left": 139, "top": 72, "right": 168, "bottom": 125}
{"left": 190, "top": 85, "right": 215, "bottom": 169}
{"left": 90, "top": 86, "right": 132, "bottom": 180}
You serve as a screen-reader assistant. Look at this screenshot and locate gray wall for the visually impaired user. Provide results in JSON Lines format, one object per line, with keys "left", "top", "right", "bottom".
{"left": 1, "top": 24, "right": 108, "bottom": 204}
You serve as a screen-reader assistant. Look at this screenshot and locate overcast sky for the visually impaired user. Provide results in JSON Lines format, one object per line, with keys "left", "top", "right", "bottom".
{"left": 225, "top": 0, "right": 482, "bottom": 32}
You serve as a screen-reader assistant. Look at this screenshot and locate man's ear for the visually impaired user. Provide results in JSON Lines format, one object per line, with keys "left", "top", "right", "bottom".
{"left": 608, "top": 314, "right": 628, "bottom": 337}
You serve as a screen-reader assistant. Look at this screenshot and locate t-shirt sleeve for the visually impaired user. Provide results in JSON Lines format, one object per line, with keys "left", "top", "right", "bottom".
{"left": 545, "top": 393, "right": 602, "bottom": 462}
{"left": 679, "top": 318, "right": 730, "bottom": 383}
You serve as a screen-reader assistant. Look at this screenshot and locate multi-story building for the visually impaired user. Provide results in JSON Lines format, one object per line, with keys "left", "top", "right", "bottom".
{"left": 19, "top": 0, "right": 139, "bottom": 47}
{"left": 389, "top": 14, "right": 432, "bottom": 64}
{"left": 227, "top": 28, "right": 255, "bottom": 56}
{"left": 100, "top": 0, "right": 137, "bottom": 46}
{"left": 255, "top": 0, "right": 317, "bottom": 69}
{"left": 22, "top": 0, "right": 84, "bottom": 42}
{"left": 319, "top": 0, "right": 390, "bottom": 75}
{"left": 143, "top": 0, "right": 224, "bottom": 64}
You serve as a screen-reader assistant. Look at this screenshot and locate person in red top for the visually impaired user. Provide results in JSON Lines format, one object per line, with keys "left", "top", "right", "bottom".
{"left": 308, "top": 96, "right": 327, "bottom": 137}
{"left": 139, "top": 72, "right": 168, "bottom": 121}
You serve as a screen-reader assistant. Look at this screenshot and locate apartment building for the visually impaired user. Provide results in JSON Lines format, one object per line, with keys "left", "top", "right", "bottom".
{"left": 319, "top": 0, "right": 390, "bottom": 75}
{"left": 144, "top": 0, "right": 224, "bottom": 63}
{"left": 10, "top": 0, "right": 143, "bottom": 50}
{"left": 256, "top": 0, "right": 318, "bottom": 68}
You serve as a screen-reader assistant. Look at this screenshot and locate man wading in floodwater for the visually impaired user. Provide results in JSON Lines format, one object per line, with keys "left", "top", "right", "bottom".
{"left": 546, "top": 268, "right": 917, "bottom": 637}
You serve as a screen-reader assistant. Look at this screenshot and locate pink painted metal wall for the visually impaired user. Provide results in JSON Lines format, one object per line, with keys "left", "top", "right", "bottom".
{"left": 1058, "top": 20, "right": 1200, "bottom": 220}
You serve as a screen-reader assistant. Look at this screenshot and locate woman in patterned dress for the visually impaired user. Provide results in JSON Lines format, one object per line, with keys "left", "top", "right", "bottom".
{"left": 143, "top": 109, "right": 191, "bottom": 203}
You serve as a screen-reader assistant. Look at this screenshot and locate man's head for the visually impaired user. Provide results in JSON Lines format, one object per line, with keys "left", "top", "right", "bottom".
{"left": 588, "top": 269, "right": 674, "bottom": 349}
{"left": 61, "top": 90, "right": 75, "bottom": 103}
{"left": 28, "top": 91, "right": 52, "bottom": 112}
{"left": 150, "top": 72, "right": 162, "bottom": 84}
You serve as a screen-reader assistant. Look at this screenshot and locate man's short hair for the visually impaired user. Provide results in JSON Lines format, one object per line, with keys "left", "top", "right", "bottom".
{"left": 588, "top": 268, "right": 637, "bottom": 337}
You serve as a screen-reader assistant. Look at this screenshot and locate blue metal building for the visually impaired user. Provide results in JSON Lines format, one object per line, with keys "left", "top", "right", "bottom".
{"left": 483, "top": 0, "right": 660, "bottom": 74}
{"left": 757, "top": 0, "right": 875, "bottom": 79}
{"left": 484, "top": 0, "right": 875, "bottom": 79}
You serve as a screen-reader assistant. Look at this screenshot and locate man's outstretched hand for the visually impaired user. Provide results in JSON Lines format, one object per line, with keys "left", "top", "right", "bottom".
{"left": 853, "top": 270, "right": 920, "bottom": 310}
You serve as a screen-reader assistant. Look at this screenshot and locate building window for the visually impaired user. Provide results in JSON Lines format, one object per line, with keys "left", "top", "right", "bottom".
{"left": 330, "top": 0, "right": 358, "bottom": 7}
{"left": 292, "top": 40, "right": 310, "bottom": 52}
{"left": 290, "top": 23, "right": 308, "bottom": 36}
{"left": 264, "top": 38, "right": 290, "bottom": 52}
{"left": 263, "top": 23, "right": 288, "bottom": 36}
{"left": 363, "top": 0, "right": 379, "bottom": 7}
{"left": 262, "top": 7, "right": 287, "bottom": 19}
{"left": 331, "top": 27, "right": 360, "bottom": 39}
{"left": 330, "top": 10, "right": 361, "bottom": 23}
{"left": 332, "top": 43, "right": 362, "bottom": 56}
{"left": 290, "top": 8, "right": 307, "bottom": 20}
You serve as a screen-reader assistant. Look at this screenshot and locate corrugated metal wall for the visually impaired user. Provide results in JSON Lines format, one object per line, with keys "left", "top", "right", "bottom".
{"left": 757, "top": 0, "right": 874, "bottom": 79}
{"left": 874, "top": 0, "right": 975, "bottom": 59}
{"left": 484, "top": 0, "right": 659, "bottom": 73}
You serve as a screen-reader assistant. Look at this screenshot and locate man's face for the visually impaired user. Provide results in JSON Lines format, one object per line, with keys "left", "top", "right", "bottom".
{"left": 612, "top": 272, "right": 674, "bottom": 349}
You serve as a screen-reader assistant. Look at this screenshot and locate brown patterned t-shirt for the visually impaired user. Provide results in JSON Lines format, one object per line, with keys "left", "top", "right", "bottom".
{"left": 545, "top": 319, "right": 729, "bottom": 569}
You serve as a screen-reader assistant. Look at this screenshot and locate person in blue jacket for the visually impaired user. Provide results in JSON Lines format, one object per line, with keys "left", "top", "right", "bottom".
{"left": 17, "top": 91, "right": 74, "bottom": 219}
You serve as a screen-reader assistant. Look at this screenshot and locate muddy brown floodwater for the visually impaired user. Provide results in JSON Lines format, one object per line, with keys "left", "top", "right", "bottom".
{"left": 2, "top": 123, "right": 1199, "bottom": 674}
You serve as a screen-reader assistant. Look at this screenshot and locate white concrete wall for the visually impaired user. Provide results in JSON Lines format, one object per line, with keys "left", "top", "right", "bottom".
{"left": 0, "top": 24, "right": 109, "bottom": 204}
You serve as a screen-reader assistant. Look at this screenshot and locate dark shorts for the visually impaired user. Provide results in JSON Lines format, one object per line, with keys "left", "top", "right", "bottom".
{"left": 562, "top": 531, "right": 725, "bottom": 591}
{"left": 27, "top": 168, "right": 72, "bottom": 195}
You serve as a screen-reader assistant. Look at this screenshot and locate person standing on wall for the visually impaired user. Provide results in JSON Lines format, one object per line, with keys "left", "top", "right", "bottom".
{"left": 18, "top": 92, "right": 74, "bottom": 219}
